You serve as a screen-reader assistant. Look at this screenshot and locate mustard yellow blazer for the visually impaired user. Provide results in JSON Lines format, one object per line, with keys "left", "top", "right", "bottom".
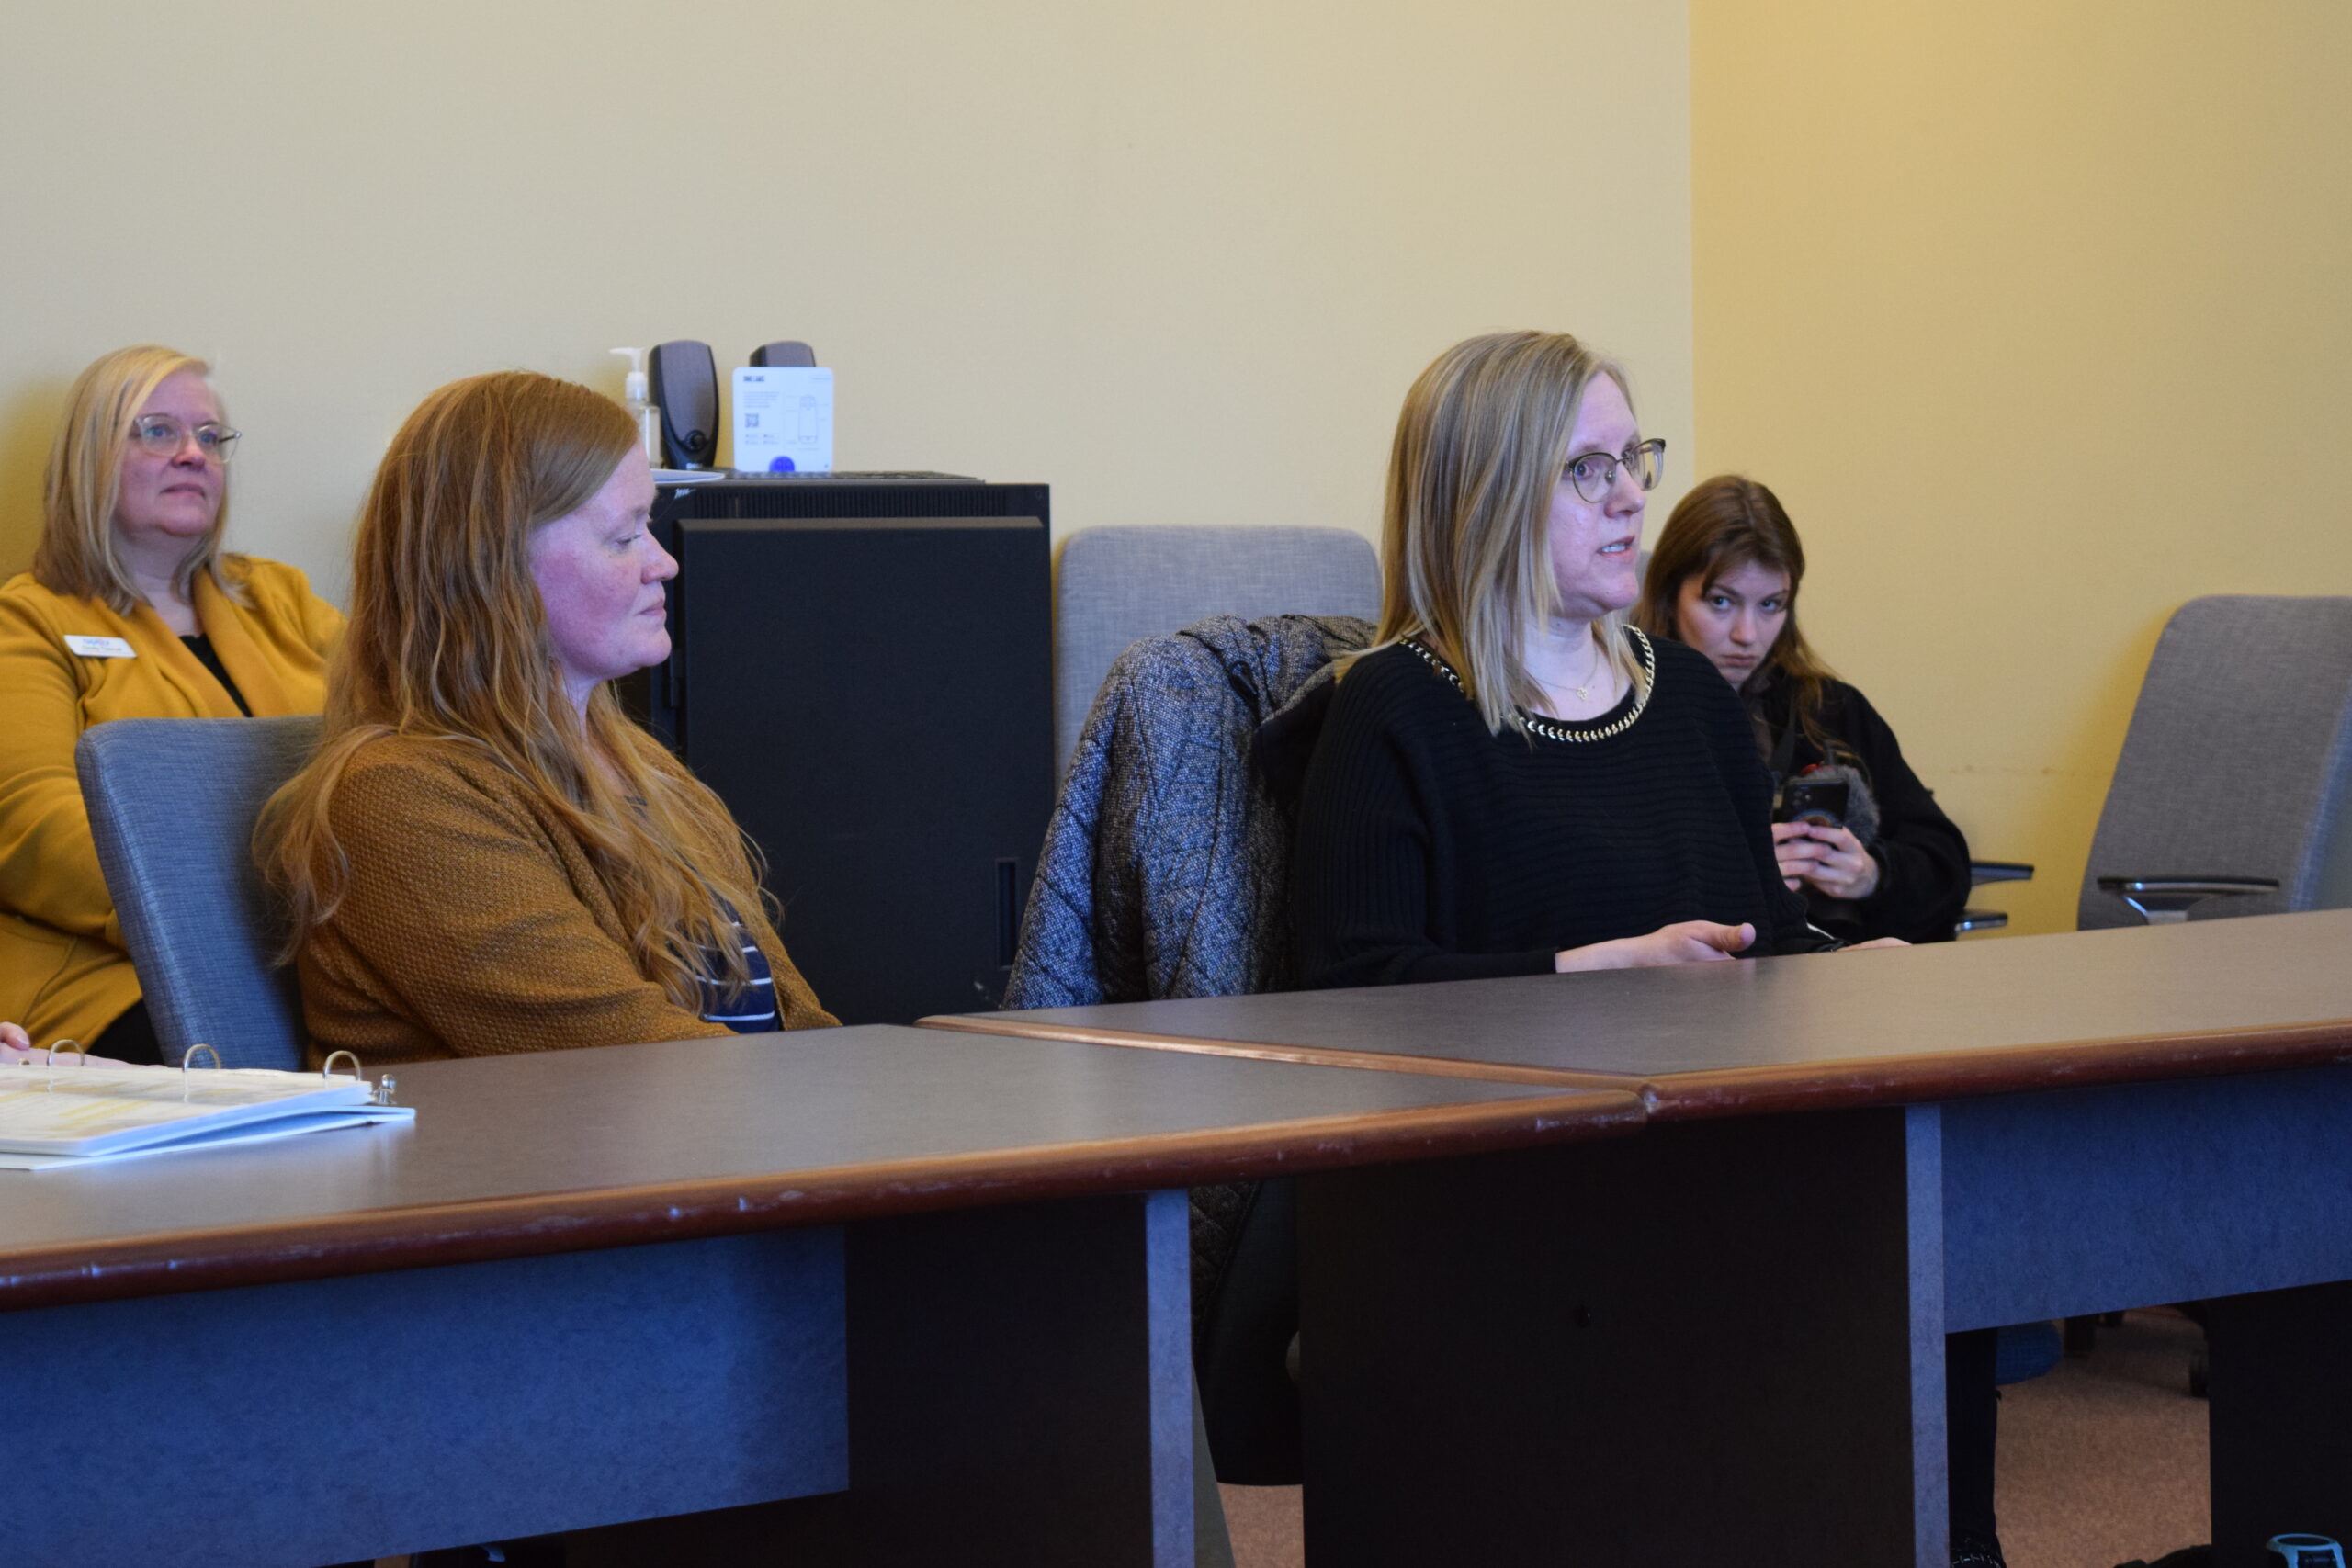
{"left": 0, "top": 558, "right": 343, "bottom": 1047}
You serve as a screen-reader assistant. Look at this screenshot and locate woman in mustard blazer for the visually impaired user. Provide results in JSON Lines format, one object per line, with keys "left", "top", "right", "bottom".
{"left": 0, "top": 345, "right": 342, "bottom": 1061}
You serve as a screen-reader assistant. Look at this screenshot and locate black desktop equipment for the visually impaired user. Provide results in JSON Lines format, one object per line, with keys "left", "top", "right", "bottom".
{"left": 751, "top": 340, "right": 818, "bottom": 368}
{"left": 620, "top": 478, "right": 1053, "bottom": 1026}
{"left": 648, "top": 340, "right": 720, "bottom": 468}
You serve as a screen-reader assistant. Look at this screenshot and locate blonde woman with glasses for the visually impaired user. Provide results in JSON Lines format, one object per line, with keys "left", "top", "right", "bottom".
{"left": 1288, "top": 331, "right": 1905, "bottom": 988}
{"left": 1283, "top": 329, "right": 1995, "bottom": 1559}
{"left": 0, "top": 345, "right": 342, "bottom": 1063}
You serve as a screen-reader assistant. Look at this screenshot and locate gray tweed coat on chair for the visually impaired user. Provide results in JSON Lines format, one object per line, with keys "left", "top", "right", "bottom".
{"left": 1005, "top": 613, "right": 1372, "bottom": 1010}
{"left": 1003, "top": 612, "right": 1372, "bottom": 1338}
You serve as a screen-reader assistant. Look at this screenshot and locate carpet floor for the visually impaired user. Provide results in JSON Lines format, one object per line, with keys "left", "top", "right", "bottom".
{"left": 1220, "top": 1308, "right": 2217, "bottom": 1568}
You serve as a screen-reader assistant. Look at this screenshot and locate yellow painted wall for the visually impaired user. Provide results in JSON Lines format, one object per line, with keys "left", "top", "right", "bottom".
{"left": 1690, "top": 0, "right": 2352, "bottom": 934}
{"left": 0, "top": 0, "right": 1691, "bottom": 609}
{"left": 19, "top": 1, "right": 2343, "bottom": 941}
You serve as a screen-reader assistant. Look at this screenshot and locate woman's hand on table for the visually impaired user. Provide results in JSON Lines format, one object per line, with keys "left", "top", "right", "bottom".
{"left": 1772, "top": 822, "right": 1883, "bottom": 900}
{"left": 1556, "top": 920, "right": 1755, "bottom": 973}
{"left": 0, "top": 1024, "right": 130, "bottom": 1066}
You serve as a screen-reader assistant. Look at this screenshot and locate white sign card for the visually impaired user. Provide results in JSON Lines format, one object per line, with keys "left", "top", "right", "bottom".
{"left": 732, "top": 367, "right": 834, "bottom": 475}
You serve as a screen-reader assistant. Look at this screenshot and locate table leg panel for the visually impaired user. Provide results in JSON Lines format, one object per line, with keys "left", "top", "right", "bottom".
{"left": 846, "top": 1187, "right": 1193, "bottom": 1568}
{"left": 1297, "top": 1110, "right": 1928, "bottom": 1566}
{"left": 0, "top": 1227, "right": 848, "bottom": 1567}
{"left": 1907, "top": 1103, "right": 1952, "bottom": 1568}
{"left": 1941, "top": 1065, "right": 2352, "bottom": 1331}
{"left": 2204, "top": 1280, "right": 2352, "bottom": 1567}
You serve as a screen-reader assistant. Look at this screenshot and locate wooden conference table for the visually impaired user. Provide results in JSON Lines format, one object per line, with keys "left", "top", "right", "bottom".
{"left": 0, "top": 1024, "right": 1637, "bottom": 1568}
{"left": 929, "top": 908, "right": 2352, "bottom": 1568}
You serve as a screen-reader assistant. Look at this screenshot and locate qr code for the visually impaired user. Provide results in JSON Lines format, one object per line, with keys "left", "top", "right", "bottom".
{"left": 744, "top": 413, "right": 760, "bottom": 428}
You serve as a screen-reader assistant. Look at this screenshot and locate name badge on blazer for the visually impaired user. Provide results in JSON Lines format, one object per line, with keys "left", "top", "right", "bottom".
{"left": 62, "top": 635, "right": 136, "bottom": 659}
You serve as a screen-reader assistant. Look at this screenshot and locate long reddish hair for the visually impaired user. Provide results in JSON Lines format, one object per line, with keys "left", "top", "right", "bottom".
{"left": 1634, "top": 474, "right": 1838, "bottom": 745}
{"left": 259, "top": 371, "right": 764, "bottom": 1004}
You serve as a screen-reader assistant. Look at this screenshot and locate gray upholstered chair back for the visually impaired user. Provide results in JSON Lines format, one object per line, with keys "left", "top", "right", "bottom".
{"left": 1055, "top": 525, "right": 1381, "bottom": 769}
{"left": 2079, "top": 596, "right": 2352, "bottom": 930}
{"left": 77, "top": 716, "right": 322, "bottom": 1067}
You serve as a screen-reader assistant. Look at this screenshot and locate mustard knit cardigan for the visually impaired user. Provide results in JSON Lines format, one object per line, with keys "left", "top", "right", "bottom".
{"left": 294, "top": 735, "right": 836, "bottom": 1064}
{"left": 0, "top": 558, "right": 343, "bottom": 1047}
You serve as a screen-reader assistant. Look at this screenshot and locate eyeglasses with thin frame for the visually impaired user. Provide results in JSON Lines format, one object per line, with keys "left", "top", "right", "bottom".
{"left": 128, "top": 415, "right": 241, "bottom": 464}
{"left": 1563, "top": 437, "right": 1665, "bottom": 504}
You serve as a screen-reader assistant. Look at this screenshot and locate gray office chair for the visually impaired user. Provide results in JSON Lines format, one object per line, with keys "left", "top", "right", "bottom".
{"left": 2080, "top": 595, "right": 2352, "bottom": 930}
{"left": 1957, "top": 861, "right": 2034, "bottom": 936}
{"left": 1038, "top": 526, "right": 1378, "bottom": 1491}
{"left": 1054, "top": 524, "right": 1381, "bottom": 772}
{"left": 77, "top": 716, "right": 322, "bottom": 1068}
{"left": 2070, "top": 596, "right": 2352, "bottom": 1368}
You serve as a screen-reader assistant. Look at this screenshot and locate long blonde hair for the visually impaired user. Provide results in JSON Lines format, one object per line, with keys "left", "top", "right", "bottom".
{"left": 258, "top": 370, "right": 765, "bottom": 1005}
{"left": 36, "top": 344, "right": 242, "bottom": 613}
{"left": 1366, "top": 330, "right": 1649, "bottom": 735}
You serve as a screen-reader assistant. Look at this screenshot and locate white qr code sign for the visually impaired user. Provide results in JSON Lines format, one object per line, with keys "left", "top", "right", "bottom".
{"left": 732, "top": 367, "right": 833, "bottom": 474}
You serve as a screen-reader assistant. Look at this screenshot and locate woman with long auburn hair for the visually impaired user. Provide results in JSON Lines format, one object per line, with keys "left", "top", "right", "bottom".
{"left": 1288, "top": 331, "right": 1901, "bottom": 988}
{"left": 1634, "top": 474, "right": 1971, "bottom": 946}
{"left": 0, "top": 345, "right": 341, "bottom": 1062}
{"left": 259, "top": 371, "right": 833, "bottom": 1062}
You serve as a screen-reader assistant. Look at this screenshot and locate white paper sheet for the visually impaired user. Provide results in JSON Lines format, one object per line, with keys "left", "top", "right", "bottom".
{"left": 0, "top": 1105, "right": 415, "bottom": 1170}
{"left": 0, "top": 1063, "right": 393, "bottom": 1156}
{"left": 732, "top": 366, "right": 834, "bottom": 474}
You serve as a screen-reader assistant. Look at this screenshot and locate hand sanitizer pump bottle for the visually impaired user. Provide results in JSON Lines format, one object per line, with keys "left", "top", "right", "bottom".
{"left": 610, "top": 348, "right": 662, "bottom": 466}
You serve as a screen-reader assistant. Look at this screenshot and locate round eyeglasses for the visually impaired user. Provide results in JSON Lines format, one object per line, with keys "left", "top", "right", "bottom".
{"left": 129, "top": 415, "right": 241, "bottom": 463}
{"left": 1563, "top": 437, "right": 1665, "bottom": 504}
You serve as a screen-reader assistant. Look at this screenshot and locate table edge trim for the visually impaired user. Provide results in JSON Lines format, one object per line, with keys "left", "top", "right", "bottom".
{"left": 0, "top": 1090, "right": 1644, "bottom": 1313}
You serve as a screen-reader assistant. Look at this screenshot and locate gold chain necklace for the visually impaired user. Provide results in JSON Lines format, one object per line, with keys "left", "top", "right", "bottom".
{"left": 1402, "top": 630, "right": 1657, "bottom": 743}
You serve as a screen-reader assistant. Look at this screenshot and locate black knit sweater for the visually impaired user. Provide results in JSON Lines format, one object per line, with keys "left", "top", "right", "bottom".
{"left": 1289, "top": 630, "right": 1829, "bottom": 989}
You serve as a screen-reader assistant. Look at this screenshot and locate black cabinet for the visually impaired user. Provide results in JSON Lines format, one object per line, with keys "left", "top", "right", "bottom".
{"left": 623, "top": 480, "right": 1052, "bottom": 1025}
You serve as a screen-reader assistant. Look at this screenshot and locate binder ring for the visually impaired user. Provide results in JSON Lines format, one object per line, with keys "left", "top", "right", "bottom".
{"left": 321, "top": 1050, "right": 363, "bottom": 1084}
{"left": 180, "top": 1043, "right": 222, "bottom": 1102}
{"left": 43, "top": 1038, "right": 86, "bottom": 1090}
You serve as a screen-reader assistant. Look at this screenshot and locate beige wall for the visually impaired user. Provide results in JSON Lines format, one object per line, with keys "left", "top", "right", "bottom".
{"left": 0, "top": 0, "right": 1691, "bottom": 609}
{"left": 1690, "top": 0, "right": 2352, "bottom": 934}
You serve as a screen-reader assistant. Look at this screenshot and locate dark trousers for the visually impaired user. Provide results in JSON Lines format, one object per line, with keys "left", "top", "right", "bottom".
{"left": 1949, "top": 1325, "right": 2001, "bottom": 1540}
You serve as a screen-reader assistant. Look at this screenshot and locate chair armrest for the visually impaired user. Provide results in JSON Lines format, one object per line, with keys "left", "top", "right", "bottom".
{"left": 1955, "top": 908, "right": 2009, "bottom": 935}
{"left": 1969, "top": 861, "right": 2035, "bottom": 886}
{"left": 2094, "top": 875, "right": 2279, "bottom": 925}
